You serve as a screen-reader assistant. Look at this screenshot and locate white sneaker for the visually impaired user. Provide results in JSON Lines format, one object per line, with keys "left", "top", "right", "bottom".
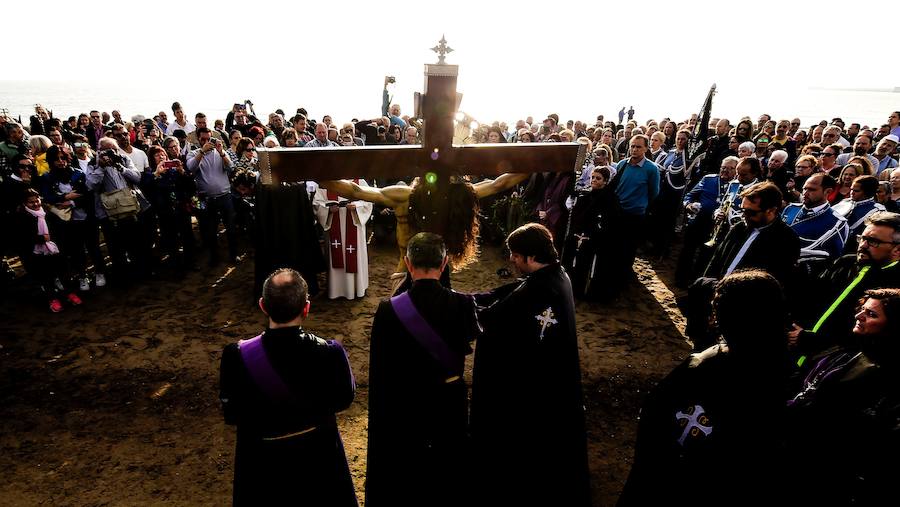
{"left": 54, "top": 278, "right": 65, "bottom": 291}
{"left": 94, "top": 273, "right": 107, "bottom": 287}
{"left": 79, "top": 277, "right": 91, "bottom": 292}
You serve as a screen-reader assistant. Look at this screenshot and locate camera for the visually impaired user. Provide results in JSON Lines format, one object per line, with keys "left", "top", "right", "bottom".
{"left": 99, "top": 149, "right": 123, "bottom": 166}
{"left": 377, "top": 125, "right": 386, "bottom": 135}
{"left": 387, "top": 76, "right": 396, "bottom": 84}
{"left": 162, "top": 160, "right": 179, "bottom": 169}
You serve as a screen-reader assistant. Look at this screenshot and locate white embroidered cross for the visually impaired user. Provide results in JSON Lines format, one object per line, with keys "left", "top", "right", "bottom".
{"left": 675, "top": 405, "right": 713, "bottom": 446}
{"left": 535, "top": 307, "right": 557, "bottom": 340}
{"left": 331, "top": 239, "right": 341, "bottom": 249}
{"left": 346, "top": 245, "right": 355, "bottom": 254}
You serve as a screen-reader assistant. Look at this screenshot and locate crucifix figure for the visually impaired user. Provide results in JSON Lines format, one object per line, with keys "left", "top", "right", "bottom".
{"left": 257, "top": 37, "right": 585, "bottom": 284}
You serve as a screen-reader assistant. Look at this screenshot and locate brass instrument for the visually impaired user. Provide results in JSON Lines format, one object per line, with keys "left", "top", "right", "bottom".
{"left": 704, "top": 192, "right": 733, "bottom": 248}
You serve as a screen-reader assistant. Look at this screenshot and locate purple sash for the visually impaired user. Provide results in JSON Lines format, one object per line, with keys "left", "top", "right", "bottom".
{"left": 238, "top": 334, "right": 293, "bottom": 402}
{"left": 390, "top": 292, "right": 461, "bottom": 378}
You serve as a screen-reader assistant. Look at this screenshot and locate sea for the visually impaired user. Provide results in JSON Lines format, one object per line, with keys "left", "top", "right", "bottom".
{"left": 1, "top": 80, "right": 897, "bottom": 132}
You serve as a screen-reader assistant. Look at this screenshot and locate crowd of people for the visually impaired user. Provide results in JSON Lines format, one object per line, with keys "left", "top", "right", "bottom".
{"left": 2, "top": 88, "right": 900, "bottom": 503}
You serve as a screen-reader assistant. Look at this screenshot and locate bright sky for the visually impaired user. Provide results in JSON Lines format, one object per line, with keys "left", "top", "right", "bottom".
{"left": 5, "top": 0, "right": 900, "bottom": 126}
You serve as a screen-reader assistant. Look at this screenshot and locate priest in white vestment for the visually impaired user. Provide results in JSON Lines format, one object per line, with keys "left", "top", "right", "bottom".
{"left": 313, "top": 180, "right": 373, "bottom": 299}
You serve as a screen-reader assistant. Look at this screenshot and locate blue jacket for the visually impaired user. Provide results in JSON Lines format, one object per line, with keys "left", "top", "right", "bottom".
{"left": 683, "top": 174, "right": 722, "bottom": 218}
{"left": 782, "top": 203, "right": 849, "bottom": 261}
{"left": 832, "top": 198, "right": 886, "bottom": 236}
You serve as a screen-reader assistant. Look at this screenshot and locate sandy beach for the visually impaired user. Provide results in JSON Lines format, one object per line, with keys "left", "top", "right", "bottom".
{"left": 0, "top": 238, "right": 690, "bottom": 506}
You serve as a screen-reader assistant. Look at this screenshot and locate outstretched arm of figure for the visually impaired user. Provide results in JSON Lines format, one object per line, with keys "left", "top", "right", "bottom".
{"left": 319, "top": 179, "right": 411, "bottom": 208}
{"left": 473, "top": 173, "right": 530, "bottom": 199}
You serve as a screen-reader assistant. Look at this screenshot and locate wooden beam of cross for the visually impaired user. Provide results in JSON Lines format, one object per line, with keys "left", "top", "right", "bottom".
{"left": 256, "top": 38, "right": 585, "bottom": 187}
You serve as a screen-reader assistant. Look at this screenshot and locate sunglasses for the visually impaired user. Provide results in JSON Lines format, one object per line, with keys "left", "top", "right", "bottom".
{"left": 821, "top": 152, "right": 836, "bottom": 157}
{"left": 739, "top": 207, "right": 766, "bottom": 216}
{"left": 73, "top": 142, "right": 88, "bottom": 148}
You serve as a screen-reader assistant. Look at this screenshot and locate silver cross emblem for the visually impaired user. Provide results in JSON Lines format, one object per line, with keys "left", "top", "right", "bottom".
{"left": 534, "top": 307, "right": 557, "bottom": 340}
{"left": 675, "top": 404, "right": 713, "bottom": 446}
{"left": 331, "top": 239, "right": 341, "bottom": 249}
{"left": 431, "top": 35, "right": 454, "bottom": 65}
{"left": 346, "top": 245, "right": 355, "bottom": 254}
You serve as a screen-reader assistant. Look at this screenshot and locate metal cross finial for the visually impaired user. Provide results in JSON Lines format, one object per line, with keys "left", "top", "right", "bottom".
{"left": 431, "top": 35, "right": 454, "bottom": 65}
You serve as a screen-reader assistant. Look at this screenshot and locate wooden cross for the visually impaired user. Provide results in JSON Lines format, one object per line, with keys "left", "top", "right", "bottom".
{"left": 257, "top": 37, "right": 585, "bottom": 191}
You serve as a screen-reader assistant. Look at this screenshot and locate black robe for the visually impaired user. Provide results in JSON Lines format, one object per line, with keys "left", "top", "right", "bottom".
{"left": 219, "top": 327, "right": 357, "bottom": 507}
{"left": 618, "top": 350, "right": 788, "bottom": 506}
{"left": 365, "top": 279, "right": 480, "bottom": 507}
{"left": 471, "top": 262, "right": 591, "bottom": 506}
{"left": 254, "top": 183, "right": 326, "bottom": 298}
{"left": 562, "top": 187, "right": 623, "bottom": 300}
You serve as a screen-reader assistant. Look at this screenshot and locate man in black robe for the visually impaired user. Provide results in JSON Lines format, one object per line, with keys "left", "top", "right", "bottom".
{"left": 365, "top": 232, "right": 480, "bottom": 507}
{"left": 471, "top": 223, "right": 591, "bottom": 506}
{"left": 619, "top": 270, "right": 790, "bottom": 506}
{"left": 219, "top": 269, "right": 357, "bottom": 506}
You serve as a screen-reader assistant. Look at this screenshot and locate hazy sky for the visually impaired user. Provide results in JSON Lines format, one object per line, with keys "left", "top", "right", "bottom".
{"left": 4, "top": 0, "right": 900, "bottom": 126}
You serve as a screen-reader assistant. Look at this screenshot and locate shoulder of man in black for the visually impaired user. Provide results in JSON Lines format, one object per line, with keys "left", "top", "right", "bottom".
{"left": 374, "top": 281, "right": 480, "bottom": 352}
{"left": 219, "top": 331, "right": 354, "bottom": 427}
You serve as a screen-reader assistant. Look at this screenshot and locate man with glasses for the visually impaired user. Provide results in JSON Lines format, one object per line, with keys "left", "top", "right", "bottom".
{"left": 676, "top": 156, "right": 738, "bottom": 285}
{"left": 86, "top": 111, "right": 106, "bottom": 150}
{"left": 687, "top": 182, "right": 799, "bottom": 350}
{"left": 787, "top": 155, "right": 817, "bottom": 202}
{"left": 789, "top": 211, "right": 900, "bottom": 361}
{"left": 704, "top": 182, "right": 799, "bottom": 284}
{"left": 789, "top": 118, "right": 802, "bottom": 137}
{"left": 823, "top": 125, "right": 850, "bottom": 149}
{"left": 111, "top": 124, "right": 149, "bottom": 174}
{"left": 782, "top": 173, "right": 849, "bottom": 274}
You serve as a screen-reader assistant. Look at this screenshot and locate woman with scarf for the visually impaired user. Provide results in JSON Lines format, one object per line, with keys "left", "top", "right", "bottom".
{"left": 13, "top": 189, "right": 82, "bottom": 312}
{"left": 39, "top": 146, "right": 95, "bottom": 291}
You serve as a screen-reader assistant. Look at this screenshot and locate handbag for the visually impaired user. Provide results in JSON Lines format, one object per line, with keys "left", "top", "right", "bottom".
{"left": 47, "top": 205, "right": 72, "bottom": 222}
{"left": 101, "top": 187, "right": 140, "bottom": 221}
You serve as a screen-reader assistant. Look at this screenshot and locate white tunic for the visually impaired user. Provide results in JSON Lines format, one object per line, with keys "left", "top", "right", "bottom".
{"left": 313, "top": 180, "right": 373, "bottom": 300}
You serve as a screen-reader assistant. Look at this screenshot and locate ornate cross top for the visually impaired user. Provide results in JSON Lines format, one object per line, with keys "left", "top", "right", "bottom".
{"left": 431, "top": 35, "right": 454, "bottom": 65}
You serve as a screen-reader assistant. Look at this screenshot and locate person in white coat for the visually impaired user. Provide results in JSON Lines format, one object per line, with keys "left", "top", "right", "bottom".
{"left": 313, "top": 179, "right": 373, "bottom": 299}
